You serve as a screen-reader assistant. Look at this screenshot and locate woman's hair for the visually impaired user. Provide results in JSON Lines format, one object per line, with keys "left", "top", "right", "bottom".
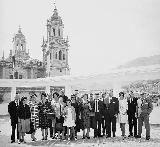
{"left": 66, "top": 99, "right": 71, "bottom": 103}
{"left": 41, "top": 92, "right": 47, "bottom": 99}
{"left": 53, "top": 92, "right": 59, "bottom": 98}
{"left": 21, "top": 96, "right": 27, "bottom": 101}
{"left": 119, "top": 92, "right": 124, "bottom": 97}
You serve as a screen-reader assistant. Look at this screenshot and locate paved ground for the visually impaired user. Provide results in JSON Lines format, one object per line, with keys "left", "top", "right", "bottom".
{"left": 0, "top": 116, "right": 160, "bottom": 147}
{"left": 0, "top": 104, "right": 160, "bottom": 147}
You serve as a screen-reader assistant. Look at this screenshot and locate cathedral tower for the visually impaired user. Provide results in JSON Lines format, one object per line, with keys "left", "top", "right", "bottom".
{"left": 42, "top": 5, "right": 70, "bottom": 77}
{"left": 13, "top": 27, "right": 30, "bottom": 61}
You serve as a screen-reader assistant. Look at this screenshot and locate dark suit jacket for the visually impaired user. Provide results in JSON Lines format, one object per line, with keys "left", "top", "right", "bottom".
{"left": 127, "top": 97, "right": 138, "bottom": 116}
{"left": 8, "top": 101, "right": 19, "bottom": 126}
{"left": 93, "top": 100, "right": 105, "bottom": 117}
{"left": 108, "top": 97, "right": 119, "bottom": 117}
{"left": 17, "top": 104, "right": 31, "bottom": 119}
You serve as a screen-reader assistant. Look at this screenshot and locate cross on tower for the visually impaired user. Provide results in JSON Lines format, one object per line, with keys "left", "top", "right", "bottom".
{"left": 53, "top": 0, "right": 56, "bottom": 9}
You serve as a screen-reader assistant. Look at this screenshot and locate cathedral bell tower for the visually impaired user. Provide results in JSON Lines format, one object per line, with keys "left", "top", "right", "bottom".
{"left": 13, "top": 27, "right": 30, "bottom": 61}
{"left": 42, "top": 5, "right": 70, "bottom": 77}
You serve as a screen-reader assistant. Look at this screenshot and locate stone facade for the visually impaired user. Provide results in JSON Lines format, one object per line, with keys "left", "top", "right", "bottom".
{"left": 0, "top": 27, "right": 45, "bottom": 79}
{"left": 42, "top": 7, "right": 70, "bottom": 77}
{"left": 0, "top": 5, "right": 70, "bottom": 79}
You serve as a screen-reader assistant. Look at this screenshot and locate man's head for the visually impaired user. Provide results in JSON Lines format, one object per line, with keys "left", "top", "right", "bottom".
{"left": 129, "top": 91, "right": 134, "bottom": 98}
{"left": 21, "top": 97, "right": 27, "bottom": 105}
{"left": 60, "top": 90, "right": 65, "bottom": 96}
{"left": 30, "top": 93, "right": 37, "bottom": 102}
{"left": 109, "top": 90, "right": 113, "bottom": 97}
{"left": 141, "top": 92, "right": 147, "bottom": 100}
{"left": 95, "top": 93, "right": 99, "bottom": 100}
{"left": 15, "top": 92, "right": 20, "bottom": 101}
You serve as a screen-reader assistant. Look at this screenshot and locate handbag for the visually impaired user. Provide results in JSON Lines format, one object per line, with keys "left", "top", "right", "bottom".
{"left": 88, "top": 112, "right": 95, "bottom": 116}
{"left": 26, "top": 121, "right": 35, "bottom": 134}
{"left": 55, "top": 123, "right": 63, "bottom": 131}
{"left": 47, "top": 113, "right": 56, "bottom": 120}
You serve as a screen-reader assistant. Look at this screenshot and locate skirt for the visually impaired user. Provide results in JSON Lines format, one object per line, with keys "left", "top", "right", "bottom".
{"left": 18, "top": 119, "right": 30, "bottom": 133}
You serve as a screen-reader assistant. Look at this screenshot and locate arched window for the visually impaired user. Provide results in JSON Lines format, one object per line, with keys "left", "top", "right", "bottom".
{"left": 55, "top": 52, "right": 58, "bottom": 59}
{"left": 58, "top": 29, "right": 60, "bottom": 36}
{"left": 59, "top": 50, "right": 62, "bottom": 60}
{"left": 53, "top": 28, "right": 55, "bottom": 36}
{"left": 50, "top": 53, "right": 52, "bottom": 60}
{"left": 63, "top": 54, "right": 65, "bottom": 60}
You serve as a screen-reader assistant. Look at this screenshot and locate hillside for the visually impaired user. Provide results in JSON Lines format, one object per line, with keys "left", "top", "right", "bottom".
{"left": 118, "top": 54, "right": 160, "bottom": 69}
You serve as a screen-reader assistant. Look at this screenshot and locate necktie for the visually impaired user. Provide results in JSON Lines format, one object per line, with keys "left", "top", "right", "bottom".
{"left": 60, "top": 105, "right": 61, "bottom": 115}
{"left": 95, "top": 100, "right": 98, "bottom": 112}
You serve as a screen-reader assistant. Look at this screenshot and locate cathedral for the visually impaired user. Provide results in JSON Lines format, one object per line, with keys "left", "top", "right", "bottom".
{"left": 42, "top": 6, "right": 70, "bottom": 77}
{"left": 0, "top": 5, "right": 70, "bottom": 79}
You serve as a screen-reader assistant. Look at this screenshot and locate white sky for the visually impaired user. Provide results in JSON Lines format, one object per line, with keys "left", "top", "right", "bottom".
{"left": 0, "top": 0, "right": 160, "bottom": 75}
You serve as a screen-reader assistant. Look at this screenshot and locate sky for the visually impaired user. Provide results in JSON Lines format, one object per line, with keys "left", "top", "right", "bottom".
{"left": 0, "top": 0, "right": 160, "bottom": 76}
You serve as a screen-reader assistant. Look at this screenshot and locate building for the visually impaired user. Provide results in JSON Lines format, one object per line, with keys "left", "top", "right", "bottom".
{"left": 0, "top": 27, "right": 45, "bottom": 79}
{"left": 42, "top": 6, "right": 70, "bottom": 77}
{"left": 0, "top": 5, "right": 70, "bottom": 79}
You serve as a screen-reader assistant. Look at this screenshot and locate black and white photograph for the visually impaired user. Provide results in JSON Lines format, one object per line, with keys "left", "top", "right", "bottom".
{"left": 0, "top": 0, "right": 160, "bottom": 146}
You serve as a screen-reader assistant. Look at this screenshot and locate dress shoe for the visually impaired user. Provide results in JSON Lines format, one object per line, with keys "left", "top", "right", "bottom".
{"left": 17, "top": 140, "right": 21, "bottom": 144}
{"left": 11, "top": 140, "right": 15, "bottom": 143}
{"left": 86, "top": 136, "right": 90, "bottom": 139}
{"left": 32, "top": 138, "right": 37, "bottom": 141}
{"left": 128, "top": 134, "right": 133, "bottom": 137}
{"left": 146, "top": 136, "right": 150, "bottom": 140}
{"left": 98, "top": 135, "right": 103, "bottom": 138}
{"left": 135, "top": 135, "right": 141, "bottom": 139}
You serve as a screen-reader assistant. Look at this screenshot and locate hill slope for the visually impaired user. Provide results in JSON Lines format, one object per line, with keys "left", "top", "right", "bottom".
{"left": 118, "top": 54, "right": 160, "bottom": 69}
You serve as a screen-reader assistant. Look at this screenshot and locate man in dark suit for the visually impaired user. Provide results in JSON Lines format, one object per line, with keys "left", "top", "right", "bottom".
{"left": 8, "top": 92, "right": 20, "bottom": 143}
{"left": 104, "top": 90, "right": 119, "bottom": 138}
{"left": 60, "top": 90, "right": 68, "bottom": 104}
{"left": 93, "top": 93, "right": 105, "bottom": 138}
{"left": 127, "top": 91, "right": 138, "bottom": 137}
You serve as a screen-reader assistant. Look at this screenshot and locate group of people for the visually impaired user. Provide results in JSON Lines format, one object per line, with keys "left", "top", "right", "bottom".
{"left": 8, "top": 89, "right": 153, "bottom": 144}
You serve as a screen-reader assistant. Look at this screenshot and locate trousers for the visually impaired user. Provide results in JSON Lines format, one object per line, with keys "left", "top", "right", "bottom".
{"left": 138, "top": 114, "right": 150, "bottom": 137}
{"left": 128, "top": 114, "right": 137, "bottom": 136}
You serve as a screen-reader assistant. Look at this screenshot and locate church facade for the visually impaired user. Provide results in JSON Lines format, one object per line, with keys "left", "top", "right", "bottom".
{"left": 0, "top": 27, "right": 45, "bottom": 79}
{"left": 0, "top": 6, "right": 70, "bottom": 79}
{"left": 42, "top": 7, "right": 70, "bottom": 77}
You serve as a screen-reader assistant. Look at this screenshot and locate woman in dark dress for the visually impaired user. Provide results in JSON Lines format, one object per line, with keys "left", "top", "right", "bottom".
{"left": 81, "top": 94, "right": 92, "bottom": 139}
{"left": 38, "top": 93, "right": 52, "bottom": 140}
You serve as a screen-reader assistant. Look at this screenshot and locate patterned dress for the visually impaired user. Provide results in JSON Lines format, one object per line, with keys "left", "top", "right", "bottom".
{"left": 118, "top": 99, "right": 128, "bottom": 124}
{"left": 81, "top": 103, "right": 90, "bottom": 129}
{"left": 63, "top": 106, "right": 76, "bottom": 127}
{"left": 29, "top": 101, "right": 39, "bottom": 130}
{"left": 38, "top": 101, "right": 51, "bottom": 129}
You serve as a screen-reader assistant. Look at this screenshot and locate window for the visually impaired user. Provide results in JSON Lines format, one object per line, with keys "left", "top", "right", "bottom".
{"left": 59, "top": 50, "right": 62, "bottom": 60}
{"left": 63, "top": 54, "right": 65, "bottom": 60}
{"left": 14, "top": 71, "right": 18, "bottom": 79}
{"left": 19, "top": 75, "right": 22, "bottom": 79}
{"left": 58, "top": 29, "right": 60, "bottom": 36}
{"left": 50, "top": 53, "right": 52, "bottom": 60}
{"left": 55, "top": 52, "right": 58, "bottom": 59}
{"left": 53, "top": 28, "right": 55, "bottom": 36}
{"left": 10, "top": 75, "right": 13, "bottom": 79}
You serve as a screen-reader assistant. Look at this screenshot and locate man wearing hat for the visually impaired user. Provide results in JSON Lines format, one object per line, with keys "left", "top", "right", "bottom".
{"left": 136, "top": 93, "right": 153, "bottom": 140}
{"left": 93, "top": 93, "right": 105, "bottom": 138}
